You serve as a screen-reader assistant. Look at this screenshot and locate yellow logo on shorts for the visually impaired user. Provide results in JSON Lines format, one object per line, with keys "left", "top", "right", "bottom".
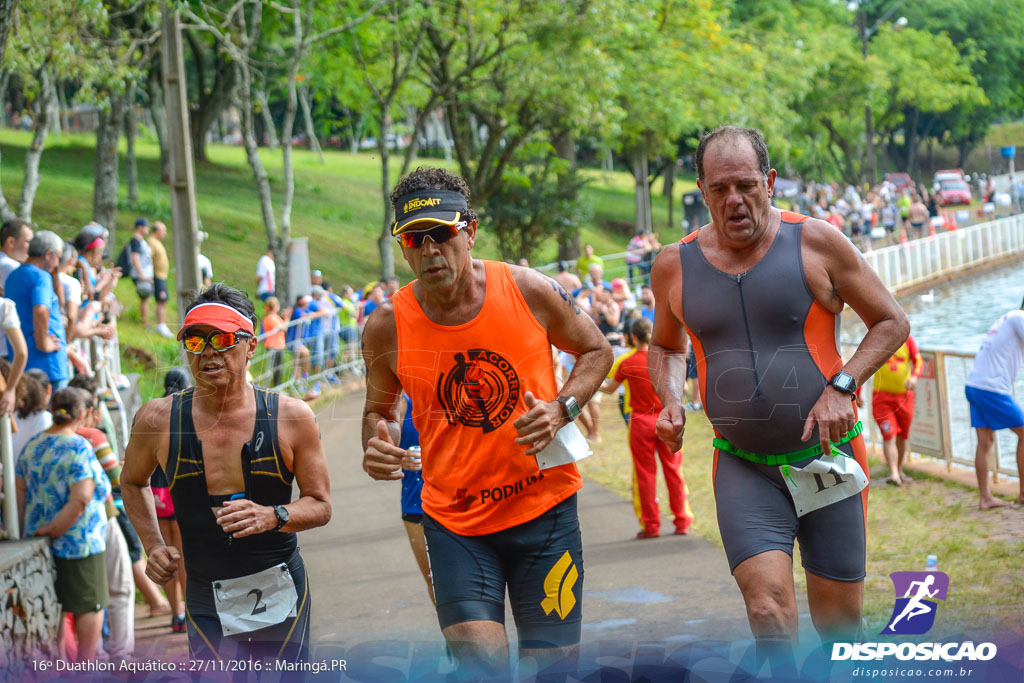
{"left": 540, "top": 551, "right": 578, "bottom": 620}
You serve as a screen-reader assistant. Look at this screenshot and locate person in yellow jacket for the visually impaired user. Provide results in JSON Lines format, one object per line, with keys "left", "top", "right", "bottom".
{"left": 870, "top": 334, "right": 923, "bottom": 485}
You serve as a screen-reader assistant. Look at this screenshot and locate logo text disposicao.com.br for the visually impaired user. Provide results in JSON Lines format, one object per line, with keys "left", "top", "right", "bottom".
{"left": 831, "top": 641, "right": 997, "bottom": 662}
{"left": 831, "top": 570, "right": 997, "bottom": 664}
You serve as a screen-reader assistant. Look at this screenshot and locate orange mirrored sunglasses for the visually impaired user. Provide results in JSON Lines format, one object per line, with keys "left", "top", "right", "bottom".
{"left": 182, "top": 330, "right": 252, "bottom": 354}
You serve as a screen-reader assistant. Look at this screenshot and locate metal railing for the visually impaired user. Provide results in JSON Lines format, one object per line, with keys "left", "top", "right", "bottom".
{"left": 862, "top": 213, "right": 1024, "bottom": 293}
{"left": 1, "top": 416, "right": 15, "bottom": 540}
{"left": 845, "top": 344, "right": 1021, "bottom": 482}
{"left": 252, "top": 312, "right": 363, "bottom": 396}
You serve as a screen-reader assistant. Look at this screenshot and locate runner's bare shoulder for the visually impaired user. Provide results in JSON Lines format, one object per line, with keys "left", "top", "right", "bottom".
{"left": 131, "top": 395, "right": 174, "bottom": 435}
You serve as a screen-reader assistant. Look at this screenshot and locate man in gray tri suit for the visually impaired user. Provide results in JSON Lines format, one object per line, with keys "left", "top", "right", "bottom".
{"left": 648, "top": 126, "right": 908, "bottom": 666}
{"left": 122, "top": 283, "right": 331, "bottom": 663}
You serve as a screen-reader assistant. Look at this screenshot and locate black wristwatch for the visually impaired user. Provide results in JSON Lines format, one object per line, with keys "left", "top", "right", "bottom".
{"left": 556, "top": 396, "right": 582, "bottom": 422}
{"left": 829, "top": 371, "right": 858, "bottom": 398}
{"left": 272, "top": 505, "right": 290, "bottom": 531}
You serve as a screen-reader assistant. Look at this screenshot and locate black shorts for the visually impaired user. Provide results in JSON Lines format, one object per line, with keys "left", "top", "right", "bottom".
{"left": 423, "top": 494, "right": 583, "bottom": 649}
{"left": 154, "top": 277, "right": 168, "bottom": 302}
{"left": 185, "top": 549, "right": 310, "bottom": 664}
{"left": 713, "top": 437, "right": 867, "bottom": 582}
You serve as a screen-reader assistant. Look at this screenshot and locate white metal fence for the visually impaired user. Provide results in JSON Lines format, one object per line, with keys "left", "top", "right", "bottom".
{"left": 862, "top": 213, "right": 1024, "bottom": 293}
{"left": 848, "top": 345, "right": 1022, "bottom": 482}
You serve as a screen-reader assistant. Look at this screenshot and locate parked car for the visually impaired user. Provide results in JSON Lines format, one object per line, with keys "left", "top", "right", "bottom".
{"left": 936, "top": 179, "right": 972, "bottom": 206}
{"left": 884, "top": 172, "right": 913, "bottom": 192}
{"left": 933, "top": 169, "right": 965, "bottom": 191}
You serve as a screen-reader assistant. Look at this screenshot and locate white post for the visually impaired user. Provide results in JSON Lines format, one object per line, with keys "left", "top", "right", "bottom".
{"left": 2, "top": 415, "right": 18, "bottom": 540}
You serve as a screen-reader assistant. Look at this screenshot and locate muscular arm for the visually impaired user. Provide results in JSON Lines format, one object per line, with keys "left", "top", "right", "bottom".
{"left": 804, "top": 219, "right": 909, "bottom": 387}
{"left": 802, "top": 219, "right": 910, "bottom": 447}
{"left": 359, "top": 304, "right": 405, "bottom": 480}
{"left": 514, "top": 267, "right": 613, "bottom": 409}
{"left": 647, "top": 246, "right": 688, "bottom": 451}
{"left": 121, "top": 399, "right": 171, "bottom": 556}
{"left": 268, "top": 397, "right": 332, "bottom": 533}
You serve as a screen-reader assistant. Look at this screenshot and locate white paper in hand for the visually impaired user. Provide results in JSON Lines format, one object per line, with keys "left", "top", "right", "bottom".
{"left": 535, "top": 421, "right": 592, "bottom": 470}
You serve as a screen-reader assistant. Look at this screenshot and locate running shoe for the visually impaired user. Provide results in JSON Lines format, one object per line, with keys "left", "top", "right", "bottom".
{"left": 154, "top": 323, "right": 175, "bottom": 339}
{"left": 171, "top": 614, "right": 186, "bottom": 633}
{"left": 636, "top": 529, "right": 660, "bottom": 539}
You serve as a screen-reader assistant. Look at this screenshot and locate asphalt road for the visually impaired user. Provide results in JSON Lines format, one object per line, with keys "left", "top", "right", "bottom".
{"left": 297, "top": 392, "right": 792, "bottom": 675}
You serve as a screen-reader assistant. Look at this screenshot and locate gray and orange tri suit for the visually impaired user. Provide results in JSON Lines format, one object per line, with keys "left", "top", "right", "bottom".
{"left": 679, "top": 212, "right": 869, "bottom": 581}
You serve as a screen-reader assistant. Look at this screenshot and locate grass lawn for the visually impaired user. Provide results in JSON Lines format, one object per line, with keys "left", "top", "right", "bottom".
{"left": 0, "top": 128, "right": 687, "bottom": 399}
{"left": 579, "top": 403, "right": 1024, "bottom": 639}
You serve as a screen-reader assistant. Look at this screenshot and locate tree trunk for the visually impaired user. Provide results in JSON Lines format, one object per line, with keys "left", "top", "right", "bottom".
{"left": 905, "top": 108, "right": 920, "bottom": 181}
{"left": 17, "top": 67, "right": 56, "bottom": 221}
{"left": 93, "top": 89, "right": 125, "bottom": 233}
{"left": 298, "top": 85, "right": 323, "bottom": 162}
{"left": 0, "top": 0, "right": 17, "bottom": 68}
{"left": 665, "top": 157, "right": 676, "bottom": 229}
{"left": 56, "top": 81, "right": 70, "bottom": 132}
{"left": 0, "top": 70, "right": 9, "bottom": 128}
{"left": 958, "top": 141, "right": 970, "bottom": 169}
{"left": 255, "top": 89, "right": 279, "bottom": 149}
{"left": 348, "top": 110, "right": 362, "bottom": 154}
{"left": 553, "top": 129, "right": 580, "bottom": 261}
{"left": 46, "top": 78, "right": 61, "bottom": 134}
{"left": 124, "top": 82, "right": 138, "bottom": 203}
{"left": 147, "top": 63, "right": 171, "bottom": 183}
{"left": 235, "top": 64, "right": 282, "bottom": 295}
{"left": 377, "top": 117, "right": 395, "bottom": 280}
{"left": 632, "top": 146, "right": 652, "bottom": 234}
{"left": 431, "top": 108, "right": 452, "bottom": 165}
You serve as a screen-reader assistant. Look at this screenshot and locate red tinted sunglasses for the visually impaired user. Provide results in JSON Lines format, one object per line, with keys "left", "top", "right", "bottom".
{"left": 397, "top": 221, "right": 467, "bottom": 249}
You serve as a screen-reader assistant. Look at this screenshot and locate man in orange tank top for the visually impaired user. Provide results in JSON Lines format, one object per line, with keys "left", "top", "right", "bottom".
{"left": 360, "top": 168, "right": 612, "bottom": 680}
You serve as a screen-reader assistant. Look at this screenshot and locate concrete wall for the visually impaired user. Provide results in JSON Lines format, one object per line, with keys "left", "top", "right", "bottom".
{"left": 0, "top": 539, "right": 62, "bottom": 677}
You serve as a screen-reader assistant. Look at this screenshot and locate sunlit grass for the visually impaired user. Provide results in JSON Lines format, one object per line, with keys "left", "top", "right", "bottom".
{"left": 580, "top": 403, "right": 1024, "bottom": 636}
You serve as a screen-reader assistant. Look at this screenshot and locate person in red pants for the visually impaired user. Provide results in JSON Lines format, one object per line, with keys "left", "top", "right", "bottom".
{"left": 603, "top": 317, "right": 693, "bottom": 538}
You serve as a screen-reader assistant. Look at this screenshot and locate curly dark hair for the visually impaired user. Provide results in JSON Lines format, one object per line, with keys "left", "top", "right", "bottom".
{"left": 185, "top": 282, "right": 258, "bottom": 331}
{"left": 389, "top": 167, "right": 478, "bottom": 224}
{"left": 695, "top": 126, "right": 771, "bottom": 185}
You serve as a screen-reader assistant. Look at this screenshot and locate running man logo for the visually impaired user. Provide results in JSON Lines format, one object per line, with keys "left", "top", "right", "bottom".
{"left": 437, "top": 349, "right": 520, "bottom": 434}
{"left": 540, "top": 551, "right": 578, "bottom": 620}
{"left": 403, "top": 197, "right": 442, "bottom": 214}
{"left": 881, "top": 571, "right": 950, "bottom": 635}
{"left": 448, "top": 488, "right": 477, "bottom": 512}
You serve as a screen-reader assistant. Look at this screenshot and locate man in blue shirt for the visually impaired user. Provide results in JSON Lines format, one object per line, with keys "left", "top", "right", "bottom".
{"left": 5, "top": 231, "right": 68, "bottom": 388}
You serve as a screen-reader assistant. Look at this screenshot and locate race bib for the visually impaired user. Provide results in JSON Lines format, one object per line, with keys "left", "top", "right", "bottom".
{"left": 780, "top": 453, "right": 868, "bottom": 517}
{"left": 212, "top": 563, "right": 298, "bottom": 636}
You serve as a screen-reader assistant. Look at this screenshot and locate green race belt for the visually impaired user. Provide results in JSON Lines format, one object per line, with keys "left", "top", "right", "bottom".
{"left": 713, "top": 421, "right": 863, "bottom": 466}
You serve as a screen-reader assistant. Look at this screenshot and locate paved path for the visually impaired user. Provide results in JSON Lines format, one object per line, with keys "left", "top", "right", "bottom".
{"left": 299, "top": 393, "right": 771, "bottom": 655}
{"left": 130, "top": 391, "right": 821, "bottom": 678}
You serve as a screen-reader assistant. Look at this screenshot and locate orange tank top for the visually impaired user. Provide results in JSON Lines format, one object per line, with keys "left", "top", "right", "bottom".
{"left": 393, "top": 260, "right": 583, "bottom": 535}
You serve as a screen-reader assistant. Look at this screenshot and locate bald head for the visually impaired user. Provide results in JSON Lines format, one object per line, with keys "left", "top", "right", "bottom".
{"left": 696, "top": 126, "right": 770, "bottom": 184}
{"left": 152, "top": 221, "right": 167, "bottom": 239}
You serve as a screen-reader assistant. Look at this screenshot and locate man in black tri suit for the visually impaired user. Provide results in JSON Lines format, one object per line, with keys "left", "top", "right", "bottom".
{"left": 122, "top": 283, "right": 331, "bottom": 664}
